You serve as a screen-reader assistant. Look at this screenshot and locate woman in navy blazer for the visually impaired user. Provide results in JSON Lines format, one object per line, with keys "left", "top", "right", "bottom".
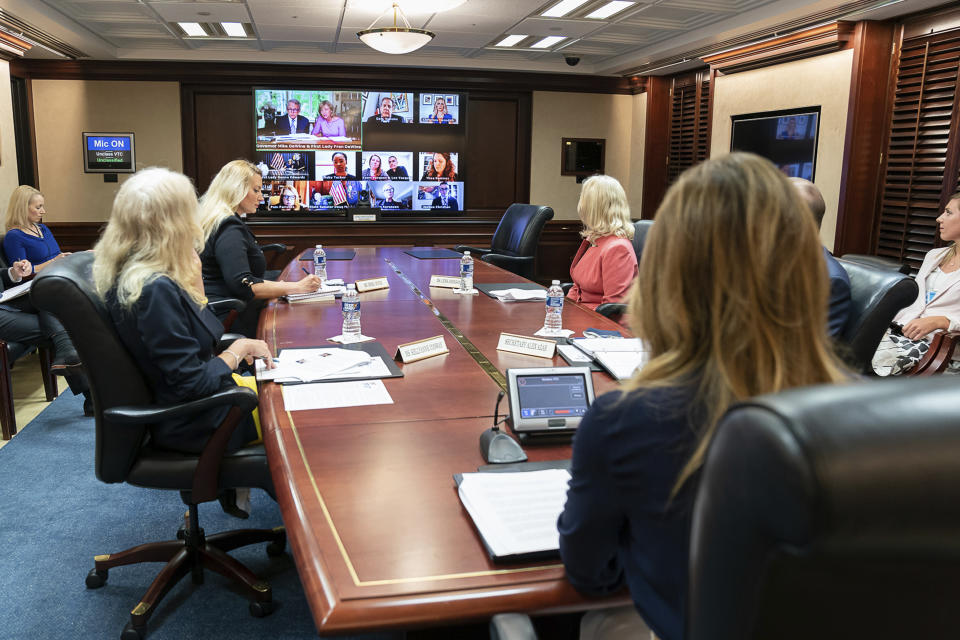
{"left": 558, "top": 153, "right": 848, "bottom": 640}
{"left": 93, "top": 167, "right": 275, "bottom": 454}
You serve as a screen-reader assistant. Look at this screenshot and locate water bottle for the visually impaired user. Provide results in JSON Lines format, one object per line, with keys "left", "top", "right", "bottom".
{"left": 313, "top": 244, "right": 327, "bottom": 284}
{"left": 459, "top": 251, "right": 474, "bottom": 292}
{"left": 341, "top": 284, "right": 361, "bottom": 339}
{"left": 544, "top": 280, "right": 564, "bottom": 332}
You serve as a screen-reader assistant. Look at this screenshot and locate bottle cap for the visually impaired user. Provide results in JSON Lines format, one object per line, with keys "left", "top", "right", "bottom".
{"left": 464, "top": 251, "right": 471, "bottom": 256}
{"left": 316, "top": 244, "right": 322, "bottom": 249}
{"left": 552, "top": 280, "right": 560, "bottom": 285}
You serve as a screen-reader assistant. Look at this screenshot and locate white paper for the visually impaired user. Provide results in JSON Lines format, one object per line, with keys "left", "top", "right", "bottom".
{"left": 256, "top": 347, "right": 371, "bottom": 381}
{"left": 458, "top": 469, "right": 571, "bottom": 558}
{"left": 594, "top": 351, "right": 648, "bottom": 380}
{"left": 557, "top": 344, "right": 592, "bottom": 363}
{"left": 534, "top": 327, "right": 574, "bottom": 338}
{"left": 0, "top": 281, "right": 31, "bottom": 303}
{"left": 488, "top": 288, "right": 547, "bottom": 302}
{"left": 571, "top": 337, "right": 646, "bottom": 357}
{"left": 328, "top": 333, "right": 376, "bottom": 344}
{"left": 281, "top": 379, "right": 393, "bottom": 411}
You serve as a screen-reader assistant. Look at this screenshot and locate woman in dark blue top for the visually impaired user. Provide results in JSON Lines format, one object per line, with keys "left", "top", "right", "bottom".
{"left": 558, "top": 152, "right": 849, "bottom": 640}
{"left": 3, "top": 186, "right": 69, "bottom": 272}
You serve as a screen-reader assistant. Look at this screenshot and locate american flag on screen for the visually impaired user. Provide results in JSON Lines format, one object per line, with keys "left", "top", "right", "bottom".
{"left": 270, "top": 153, "right": 285, "bottom": 171}
{"left": 329, "top": 180, "right": 347, "bottom": 205}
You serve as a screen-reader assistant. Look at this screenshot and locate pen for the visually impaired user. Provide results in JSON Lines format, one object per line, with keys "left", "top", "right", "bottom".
{"left": 301, "top": 267, "right": 310, "bottom": 276}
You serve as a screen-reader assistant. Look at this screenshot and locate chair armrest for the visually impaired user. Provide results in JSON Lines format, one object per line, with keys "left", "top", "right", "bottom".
{"left": 259, "top": 243, "right": 287, "bottom": 255}
{"left": 908, "top": 330, "right": 960, "bottom": 376}
{"left": 490, "top": 613, "right": 538, "bottom": 640}
{"left": 561, "top": 282, "right": 573, "bottom": 295}
{"left": 481, "top": 254, "right": 533, "bottom": 271}
{"left": 595, "top": 303, "right": 626, "bottom": 319}
{"left": 454, "top": 245, "right": 492, "bottom": 257}
{"left": 207, "top": 298, "right": 246, "bottom": 315}
{"left": 217, "top": 333, "right": 245, "bottom": 351}
{"left": 102, "top": 386, "right": 258, "bottom": 424}
{"left": 840, "top": 253, "right": 911, "bottom": 275}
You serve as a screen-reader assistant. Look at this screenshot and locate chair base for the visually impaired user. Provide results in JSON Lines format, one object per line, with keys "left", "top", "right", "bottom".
{"left": 86, "top": 504, "right": 285, "bottom": 638}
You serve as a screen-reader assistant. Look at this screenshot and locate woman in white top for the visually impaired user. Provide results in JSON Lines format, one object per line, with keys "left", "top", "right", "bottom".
{"left": 873, "top": 190, "right": 960, "bottom": 375}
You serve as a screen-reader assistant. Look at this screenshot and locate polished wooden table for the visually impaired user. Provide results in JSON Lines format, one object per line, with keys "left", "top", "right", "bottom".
{"left": 258, "top": 247, "right": 629, "bottom": 634}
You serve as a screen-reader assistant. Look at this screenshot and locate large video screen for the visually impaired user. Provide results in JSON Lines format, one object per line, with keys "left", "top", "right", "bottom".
{"left": 730, "top": 107, "right": 820, "bottom": 181}
{"left": 254, "top": 89, "right": 465, "bottom": 218}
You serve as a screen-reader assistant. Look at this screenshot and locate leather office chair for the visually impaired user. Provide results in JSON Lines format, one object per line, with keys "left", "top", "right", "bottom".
{"left": 454, "top": 203, "right": 554, "bottom": 280}
{"left": 835, "top": 258, "right": 917, "bottom": 374}
{"left": 31, "top": 253, "right": 284, "bottom": 640}
{"left": 688, "top": 376, "right": 960, "bottom": 640}
{"left": 840, "top": 253, "right": 912, "bottom": 275}
{"left": 0, "top": 236, "right": 57, "bottom": 440}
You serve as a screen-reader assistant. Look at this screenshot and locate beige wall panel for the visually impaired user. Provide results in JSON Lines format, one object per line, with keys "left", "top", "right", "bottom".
{"left": 711, "top": 49, "right": 854, "bottom": 251}
{"left": 530, "top": 91, "right": 635, "bottom": 221}
{"left": 0, "top": 61, "right": 20, "bottom": 206}
{"left": 32, "top": 80, "right": 182, "bottom": 223}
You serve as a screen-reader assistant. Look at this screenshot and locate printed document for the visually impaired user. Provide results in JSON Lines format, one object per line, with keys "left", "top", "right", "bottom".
{"left": 281, "top": 379, "right": 393, "bottom": 411}
{"left": 458, "top": 469, "right": 571, "bottom": 558}
{"left": 256, "top": 347, "right": 374, "bottom": 382}
{"left": 0, "top": 281, "right": 31, "bottom": 304}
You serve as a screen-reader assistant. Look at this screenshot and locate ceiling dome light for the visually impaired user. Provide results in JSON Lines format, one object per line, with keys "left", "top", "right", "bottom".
{"left": 357, "top": 3, "right": 435, "bottom": 55}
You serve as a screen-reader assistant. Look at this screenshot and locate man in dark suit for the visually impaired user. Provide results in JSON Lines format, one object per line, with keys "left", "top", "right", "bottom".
{"left": 366, "top": 96, "right": 406, "bottom": 124}
{"left": 791, "top": 178, "right": 851, "bottom": 337}
{"left": 274, "top": 99, "right": 310, "bottom": 135}
{"left": 386, "top": 155, "right": 409, "bottom": 179}
{"left": 431, "top": 183, "right": 459, "bottom": 211}
{"left": 377, "top": 184, "right": 407, "bottom": 209}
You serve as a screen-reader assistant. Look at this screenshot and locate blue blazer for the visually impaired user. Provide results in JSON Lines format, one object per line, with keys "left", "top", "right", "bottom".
{"left": 106, "top": 277, "right": 252, "bottom": 453}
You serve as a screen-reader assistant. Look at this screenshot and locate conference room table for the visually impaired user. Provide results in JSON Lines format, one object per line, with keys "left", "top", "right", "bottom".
{"left": 258, "top": 246, "right": 631, "bottom": 635}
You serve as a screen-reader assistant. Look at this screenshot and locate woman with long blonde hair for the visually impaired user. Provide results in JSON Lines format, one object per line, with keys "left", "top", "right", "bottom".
{"left": 198, "top": 160, "right": 320, "bottom": 337}
{"left": 95, "top": 167, "right": 274, "bottom": 453}
{"left": 4, "top": 185, "right": 70, "bottom": 272}
{"left": 566, "top": 174, "right": 637, "bottom": 312}
{"left": 558, "top": 153, "right": 848, "bottom": 640}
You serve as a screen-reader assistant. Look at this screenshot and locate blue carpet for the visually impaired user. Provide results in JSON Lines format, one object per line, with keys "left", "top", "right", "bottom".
{"left": 0, "top": 393, "right": 402, "bottom": 640}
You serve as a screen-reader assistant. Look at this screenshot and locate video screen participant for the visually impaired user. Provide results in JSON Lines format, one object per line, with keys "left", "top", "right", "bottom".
{"left": 310, "top": 100, "right": 346, "bottom": 138}
{"left": 322, "top": 152, "right": 358, "bottom": 180}
{"left": 377, "top": 184, "right": 408, "bottom": 209}
{"left": 362, "top": 155, "right": 387, "bottom": 180}
{"left": 430, "top": 183, "right": 459, "bottom": 210}
{"left": 386, "top": 155, "right": 409, "bottom": 180}
{"left": 366, "top": 96, "right": 405, "bottom": 124}
{"left": 420, "top": 152, "right": 458, "bottom": 181}
{"left": 425, "top": 99, "right": 454, "bottom": 124}
{"left": 273, "top": 99, "right": 310, "bottom": 135}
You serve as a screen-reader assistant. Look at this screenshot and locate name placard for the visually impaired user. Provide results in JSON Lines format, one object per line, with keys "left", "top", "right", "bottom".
{"left": 429, "top": 275, "right": 461, "bottom": 289}
{"left": 395, "top": 335, "right": 449, "bottom": 363}
{"left": 355, "top": 277, "right": 390, "bottom": 293}
{"left": 353, "top": 213, "right": 377, "bottom": 222}
{"left": 496, "top": 332, "right": 557, "bottom": 359}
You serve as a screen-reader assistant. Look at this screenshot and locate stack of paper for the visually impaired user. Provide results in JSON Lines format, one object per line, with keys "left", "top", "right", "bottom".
{"left": 256, "top": 347, "right": 388, "bottom": 383}
{"left": 457, "top": 469, "right": 571, "bottom": 560}
{"left": 487, "top": 288, "right": 547, "bottom": 302}
{"left": 571, "top": 338, "right": 649, "bottom": 380}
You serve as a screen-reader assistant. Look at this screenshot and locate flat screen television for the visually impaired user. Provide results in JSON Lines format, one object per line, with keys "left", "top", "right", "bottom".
{"left": 254, "top": 89, "right": 465, "bottom": 219}
{"left": 730, "top": 107, "right": 820, "bottom": 181}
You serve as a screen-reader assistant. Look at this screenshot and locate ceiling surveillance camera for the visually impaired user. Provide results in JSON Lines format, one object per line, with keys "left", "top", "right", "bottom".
{"left": 565, "top": 56, "right": 580, "bottom": 67}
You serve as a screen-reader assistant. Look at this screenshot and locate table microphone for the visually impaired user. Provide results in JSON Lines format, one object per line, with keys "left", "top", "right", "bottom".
{"left": 480, "top": 390, "right": 527, "bottom": 464}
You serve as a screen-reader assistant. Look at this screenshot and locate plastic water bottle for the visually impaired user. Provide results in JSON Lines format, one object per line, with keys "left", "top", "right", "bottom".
{"left": 313, "top": 244, "right": 327, "bottom": 284}
{"left": 544, "top": 280, "right": 564, "bottom": 332}
{"left": 341, "top": 284, "right": 361, "bottom": 339}
{"left": 459, "top": 251, "right": 474, "bottom": 292}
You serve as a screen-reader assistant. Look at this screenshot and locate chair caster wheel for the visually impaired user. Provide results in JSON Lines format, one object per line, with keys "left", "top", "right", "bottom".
{"left": 86, "top": 568, "right": 108, "bottom": 589}
{"left": 266, "top": 531, "right": 286, "bottom": 557}
{"left": 121, "top": 622, "right": 145, "bottom": 640}
{"left": 249, "top": 600, "right": 274, "bottom": 618}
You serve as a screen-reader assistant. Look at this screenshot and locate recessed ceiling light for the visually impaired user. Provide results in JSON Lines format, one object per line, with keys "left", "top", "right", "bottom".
{"left": 541, "top": 0, "right": 591, "bottom": 18}
{"left": 586, "top": 1, "right": 635, "bottom": 19}
{"left": 495, "top": 34, "right": 527, "bottom": 47}
{"left": 178, "top": 22, "right": 206, "bottom": 37}
{"left": 221, "top": 22, "right": 246, "bottom": 37}
{"left": 531, "top": 36, "right": 566, "bottom": 49}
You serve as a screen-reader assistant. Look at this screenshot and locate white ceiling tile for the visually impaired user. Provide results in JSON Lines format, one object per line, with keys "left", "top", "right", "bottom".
{"left": 148, "top": 2, "right": 250, "bottom": 22}
{"left": 257, "top": 24, "right": 337, "bottom": 41}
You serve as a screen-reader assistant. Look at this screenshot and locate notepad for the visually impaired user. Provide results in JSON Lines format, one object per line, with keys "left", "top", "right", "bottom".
{"left": 456, "top": 469, "right": 571, "bottom": 562}
{"left": 0, "top": 281, "right": 31, "bottom": 304}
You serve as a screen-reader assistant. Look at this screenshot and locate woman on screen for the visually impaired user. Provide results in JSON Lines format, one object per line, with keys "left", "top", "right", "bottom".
{"left": 872, "top": 189, "right": 960, "bottom": 375}
{"left": 566, "top": 175, "right": 637, "bottom": 314}
{"left": 3, "top": 186, "right": 70, "bottom": 272}
{"left": 198, "top": 161, "right": 321, "bottom": 337}
{"left": 279, "top": 185, "right": 300, "bottom": 211}
{"left": 362, "top": 155, "right": 386, "bottom": 180}
{"left": 310, "top": 100, "right": 346, "bottom": 138}
{"left": 426, "top": 100, "right": 454, "bottom": 124}
{"left": 94, "top": 167, "right": 275, "bottom": 455}
{"left": 420, "top": 152, "right": 458, "bottom": 181}
{"left": 557, "top": 153, "right": 847, "bottom": 640}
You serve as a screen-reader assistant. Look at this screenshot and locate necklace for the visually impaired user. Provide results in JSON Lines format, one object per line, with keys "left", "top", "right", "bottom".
{"left": 25, "top": 223, "right": 42, "bottom": 238}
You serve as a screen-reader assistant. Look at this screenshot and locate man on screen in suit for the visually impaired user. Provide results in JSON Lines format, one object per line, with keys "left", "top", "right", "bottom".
{"left": 274, "top": 99, "right": 311, "bottom": 135}
{"left": 366, "top": 96, "right": 406, "bottom": 124}
{"left": 431, "top": 183, "right": 458, "bottom": 211}
{"left": 377, "top": 184, "right": 408, "bottom": 209}
{"left": 386, "top": 155, "right": 409, "bottom": 180}
{"left": 790, "top": 177, "right": 850, "bottom": 337}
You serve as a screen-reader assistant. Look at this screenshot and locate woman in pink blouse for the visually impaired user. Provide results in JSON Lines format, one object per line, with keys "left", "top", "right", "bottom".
{"left": 567, "top": 175, "right": 638, "bottom": 311}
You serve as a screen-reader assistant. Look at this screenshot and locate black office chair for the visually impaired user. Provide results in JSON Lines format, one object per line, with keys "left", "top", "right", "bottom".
{"left": 835, "top": 258, "right": 917, "bottom": 374}
{"left": 0, "top": 236, "right": 57, "bottom": 440}
{"left": 454, "top": 204, "right": 554, "bottom": 280}
{"left": 31, "top": 253, "right": 284, "bottom": 640}
{"left": 688, "top": 376, "right": 960, "bottom": 640}
{"left": 840, "top": 253, "right": 912, "bottom": 275}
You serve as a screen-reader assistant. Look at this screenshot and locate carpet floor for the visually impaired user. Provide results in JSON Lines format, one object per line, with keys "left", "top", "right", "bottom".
{"left": 0, "top": 393, "right": 403, "bottom": 640}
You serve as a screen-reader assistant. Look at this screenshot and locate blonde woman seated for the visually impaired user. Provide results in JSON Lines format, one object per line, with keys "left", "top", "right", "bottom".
{"left": 558, "top": 153, "right": 847, "bottom": 640}
{"left": 93, "top": 167, "right": 275, "bottom": 454}
{"left": 872, "top": 190, "right": 960, "bottom": 375}
{"left": 199, "top": 161, "right": 321, "bottom": 337}
{"left": 566, "top": 175, "right": 638, "bottom": 311}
